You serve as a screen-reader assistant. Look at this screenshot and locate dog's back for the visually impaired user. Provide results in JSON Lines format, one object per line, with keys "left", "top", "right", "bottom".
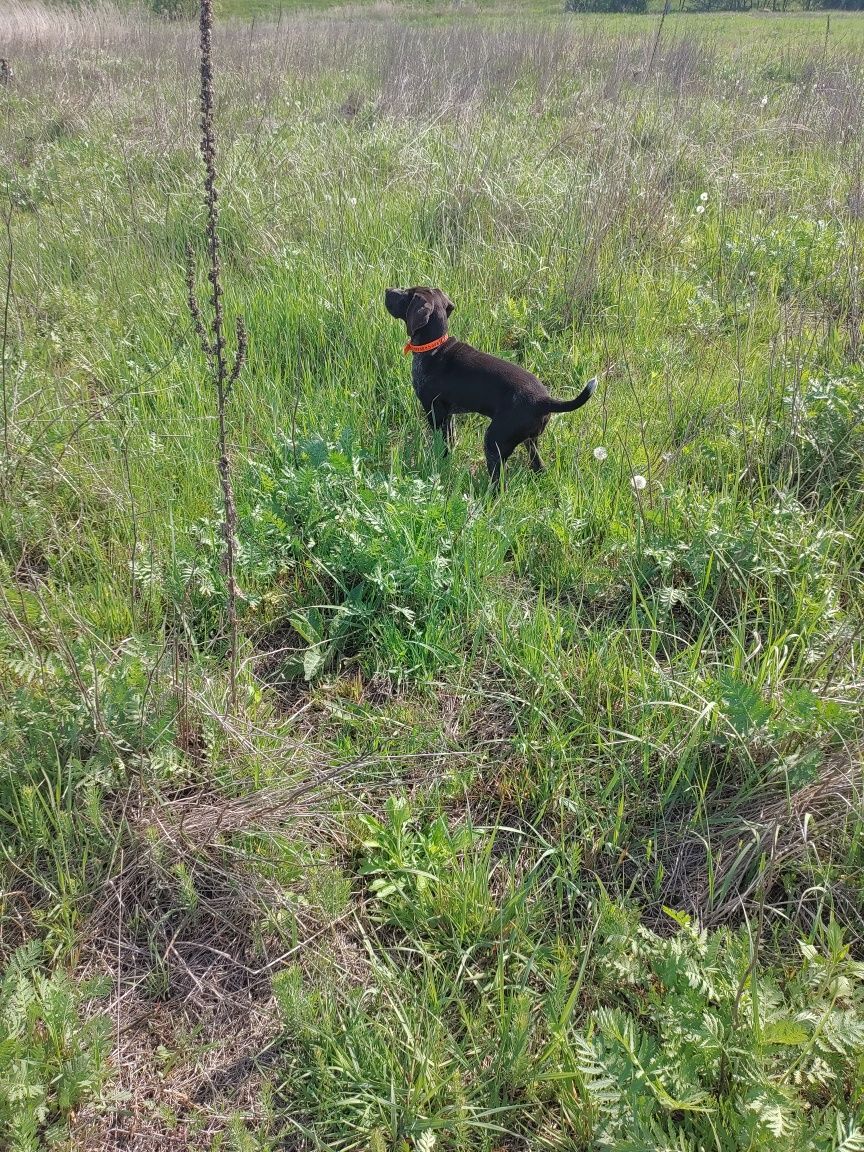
{"left": 412, "top": 340, "right": 551, "bottom": 419}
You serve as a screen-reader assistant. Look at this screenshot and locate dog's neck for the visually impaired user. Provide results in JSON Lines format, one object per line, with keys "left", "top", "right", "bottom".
{"left": 403, "top": 332, "right": 450, "bottom": 355}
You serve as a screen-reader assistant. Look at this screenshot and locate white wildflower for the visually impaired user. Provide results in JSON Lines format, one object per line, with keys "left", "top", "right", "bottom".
{"left": 700, "top": 192, "right": 709, "bottom": 202}
{"left": 696, "top": 204, "right": 706, "bottom": 215}
{"left": 760, "top": 94, "right": 768, "bottom": 107}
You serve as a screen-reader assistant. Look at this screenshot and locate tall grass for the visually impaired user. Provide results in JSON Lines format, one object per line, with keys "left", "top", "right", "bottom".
{"left": 0, "top": 2, "right": 863, "bottom": 1147}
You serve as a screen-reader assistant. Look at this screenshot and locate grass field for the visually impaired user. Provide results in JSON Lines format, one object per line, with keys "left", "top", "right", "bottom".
{"left": 1, "top": 2, "right": 864, "bottom": 1148}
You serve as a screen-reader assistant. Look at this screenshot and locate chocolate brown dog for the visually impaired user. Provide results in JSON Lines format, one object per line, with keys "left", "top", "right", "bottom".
{"left": 385, "top": 286, "right": 596, "bottom": 486}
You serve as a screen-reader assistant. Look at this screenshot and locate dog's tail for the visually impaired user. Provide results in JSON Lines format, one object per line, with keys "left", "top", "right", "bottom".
{"left": 543, "top": 376, "right": 598, "bottom": 414}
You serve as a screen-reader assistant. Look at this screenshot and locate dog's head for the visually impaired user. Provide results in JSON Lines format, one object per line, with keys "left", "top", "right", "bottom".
{"left": 384, "top": 286, "right": 454, "bottom": 341}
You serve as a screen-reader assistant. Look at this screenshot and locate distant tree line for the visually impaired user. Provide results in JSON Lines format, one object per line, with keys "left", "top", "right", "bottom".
{"left": 565, "top": 0, "right": 647, "bottom": 11}
{"left": 566, "top": 0, "right": 863, "bottom": 12}
{"left": 564, "top": 0, "right": 647, "bottom": 11}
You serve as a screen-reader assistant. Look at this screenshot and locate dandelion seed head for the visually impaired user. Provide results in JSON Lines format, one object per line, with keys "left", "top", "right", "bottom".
{"left": 700, "top": 192, "right": 709, "bottom": 202}
{"left": 593, "top": 446, "right": 608, "bottom": 461}
{"left": 696, "top": 204, "right": 706, "bottom": 215}
{"left": 631, "top": 474, "right": 648, "bottom": 491}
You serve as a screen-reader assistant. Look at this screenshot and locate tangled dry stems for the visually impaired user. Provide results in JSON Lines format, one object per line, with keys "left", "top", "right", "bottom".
{"left": 655, "top": 745, "right": 864, "bottom": 931}
{"left": 71, "top": 747, "right": 369, "bottom": 1147}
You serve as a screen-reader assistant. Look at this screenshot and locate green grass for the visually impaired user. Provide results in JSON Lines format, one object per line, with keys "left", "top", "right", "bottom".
{"left": 1, "top": 2, "right": 863, "bottom": 1148}
{"left": 214, "top": 0, "right": 864, "bottom": 51}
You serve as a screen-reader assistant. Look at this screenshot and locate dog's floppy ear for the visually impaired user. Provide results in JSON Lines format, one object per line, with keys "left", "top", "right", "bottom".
{"left": 438, "top": 290, "right": 455, "bottom": 317}
{"left": 406, "top": 292, "right": 435, "bottom": 335}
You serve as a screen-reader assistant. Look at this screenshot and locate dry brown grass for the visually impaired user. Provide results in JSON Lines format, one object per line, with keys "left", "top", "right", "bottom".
{"left": 66, "top": 733, "right": 365, "bottom": 1148}
{"left": 653, "top": 745, "right": 864, "bottom": 932}
{"left": 0, "top": 0, "right": 858, "bottom": 134}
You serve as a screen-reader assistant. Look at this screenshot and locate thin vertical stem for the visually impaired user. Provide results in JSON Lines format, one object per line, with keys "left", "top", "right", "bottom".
{"left": 191, "top": 0, "right": 240, "bottom": 710}
{"left": 1, "top": 201, "right": 11, "bottom": 475}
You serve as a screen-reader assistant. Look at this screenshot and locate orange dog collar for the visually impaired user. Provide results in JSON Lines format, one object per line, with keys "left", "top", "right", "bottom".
{"left": 403, "top": 333, "right": 450, "bottom": 355}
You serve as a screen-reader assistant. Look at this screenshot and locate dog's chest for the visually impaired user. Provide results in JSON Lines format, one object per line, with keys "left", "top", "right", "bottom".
{"left": 411, "top": 354, "right": 453, "bottom": 399}
{"left": 410, "top": 356, "right": 429, "bottom": 396}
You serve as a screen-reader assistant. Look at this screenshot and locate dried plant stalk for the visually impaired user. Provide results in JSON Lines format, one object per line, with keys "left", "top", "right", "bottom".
{"left": 186, "top": 0, "right": 247, "bottom": 709}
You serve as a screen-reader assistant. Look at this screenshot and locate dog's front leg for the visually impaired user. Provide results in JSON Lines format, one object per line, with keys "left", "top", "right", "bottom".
{"left": 423, "top": 398, "right": 455, "bottom": 453}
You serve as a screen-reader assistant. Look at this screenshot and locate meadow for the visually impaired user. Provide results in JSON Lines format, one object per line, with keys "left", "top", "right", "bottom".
{"left": 1, "top": 1, "right": 863, "bottom": 1148}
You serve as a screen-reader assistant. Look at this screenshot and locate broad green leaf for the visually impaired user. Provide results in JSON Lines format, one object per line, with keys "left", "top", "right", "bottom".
{"left": 303, "top": 644, "right": 327, "bottom": 681}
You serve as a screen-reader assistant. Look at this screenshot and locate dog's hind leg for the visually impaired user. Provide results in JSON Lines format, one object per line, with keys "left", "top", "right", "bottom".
{"left": 525, "top": 438, "right": 545, "bottom": 473}
{"left": 484, "top": 418, "right": 519, "bottom": 487}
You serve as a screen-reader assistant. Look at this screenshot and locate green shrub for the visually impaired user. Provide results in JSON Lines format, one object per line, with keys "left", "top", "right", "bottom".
{"left": 0, "top": 637, "right": 175, "bottom": 949}
{"left": 576, "top": 913, "right": 864, "bottom": 1151}
{"left": 167, "top": 436, "right": 504, "bottom": 681}
{"left": 0, "top": 943, "right": 110, "bottom": 1151}
{"left": 146, "top": 0, "right": 197, "bottom": 20}
{"left": 357, "top": 796, "right": 499, "bottom": 946}
{"left": 780, "top": 373, "right": 864, "bottom": 504}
